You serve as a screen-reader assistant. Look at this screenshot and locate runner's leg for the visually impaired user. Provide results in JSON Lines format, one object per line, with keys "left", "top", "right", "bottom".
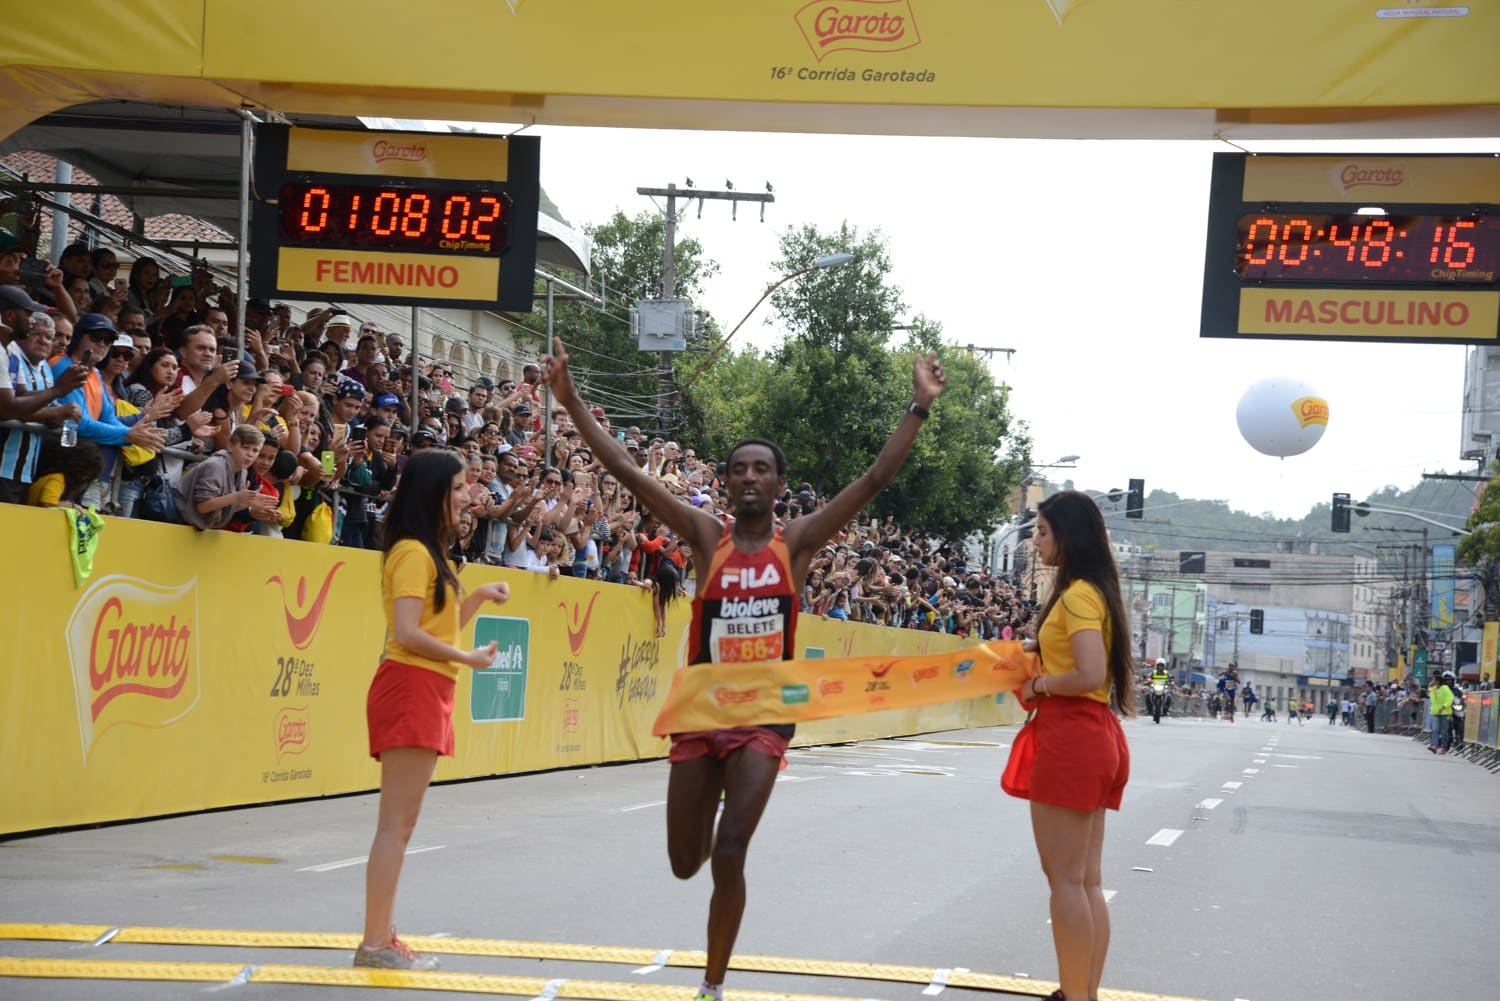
{"left": 704, "top": 745, "right": 781, "bottom": 985}
{"left": 667, "top": 756, "right": 724, "bottom": 879}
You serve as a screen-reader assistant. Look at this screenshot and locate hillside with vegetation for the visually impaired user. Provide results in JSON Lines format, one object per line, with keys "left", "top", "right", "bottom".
{"left": 1061, "top": 476, "right": 1477, "bottom": 557}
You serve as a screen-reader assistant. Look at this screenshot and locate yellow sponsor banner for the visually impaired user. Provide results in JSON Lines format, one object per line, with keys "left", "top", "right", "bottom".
{"left": 1238, "top": 288, "right": 1500, "bottom": 340}
{"left": 0, "top": 505, "right": 1010, "bottom": 836}
{"left": 275, "top": 247, "right": 499, "bottom": 301}
{"left": 1482, "top": 621, "right": 1498, "bottom": 681}
{"left": 195, "top": 1, "right": 1499, "bottom": 111}
{"left": 652, "top": 642, "right": 1036, "bottom": 735}
{"left": 1243, "top": 155, "right": 1500, "bottom": 205}
{"left": 286, "top": 129, "right": 509, "bottom": 181}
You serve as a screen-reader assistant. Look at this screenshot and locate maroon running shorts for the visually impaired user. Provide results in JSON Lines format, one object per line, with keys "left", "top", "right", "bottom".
{"left": 367, "top": 659, "right": 456, "bottom": 760}
{"left": 669, "top": 725, "right": 790, "bottom": 764}
{"left": 1026, "top": 695, "right": 1130, "bottom": 812}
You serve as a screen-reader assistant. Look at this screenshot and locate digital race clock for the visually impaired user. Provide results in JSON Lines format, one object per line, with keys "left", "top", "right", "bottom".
{"left": 279, "top": 181, "right": 511, "bottom": 256}
{"left": 250, "top": 125, "right": 540, "bottom": 311}
{"left": 1235, "top": 213, "right": 1499, "bottom": 284}
{"left": 1200, "top": 153, "right": 1500, "bottom": 345}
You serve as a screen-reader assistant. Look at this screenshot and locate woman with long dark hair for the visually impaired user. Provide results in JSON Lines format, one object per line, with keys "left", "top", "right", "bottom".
{"left": 355, "top": 448, "right": 511, "bottom": 971}
{"left": 1009, "top": 489, "right": 1134, "bottom": 1001}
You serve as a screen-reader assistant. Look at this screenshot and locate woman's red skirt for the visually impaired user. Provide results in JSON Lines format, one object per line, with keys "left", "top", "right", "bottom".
{"left": 1008, "top": 695, "right": 1129, "bottom": 812}
{"left": 366, "top": 659, "right": 456, "bottom": 759}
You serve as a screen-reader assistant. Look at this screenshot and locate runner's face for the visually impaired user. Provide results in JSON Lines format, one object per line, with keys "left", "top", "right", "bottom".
{"left": 727, "top": 444, "right": 782, "bottom": 516}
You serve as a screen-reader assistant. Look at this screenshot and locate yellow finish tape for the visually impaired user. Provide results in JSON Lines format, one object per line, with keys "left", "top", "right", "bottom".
{"left": 0, "top": 924, "right": 1207, "bottom": 1001}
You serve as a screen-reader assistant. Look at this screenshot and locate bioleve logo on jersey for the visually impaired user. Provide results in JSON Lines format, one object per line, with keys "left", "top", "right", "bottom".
{"left": 796, "top": 0, "right": 921, "bottom": 61}
{"left": 65, "top": 575, "right": 201, "bottom": 762}
{"left": 266, "top": 562, "right": 345, "bottom": 650}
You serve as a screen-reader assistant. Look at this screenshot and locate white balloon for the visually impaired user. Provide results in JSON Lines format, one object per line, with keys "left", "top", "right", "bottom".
{"left": 1236, "top": 378, "right": 1329, "bottom": 458}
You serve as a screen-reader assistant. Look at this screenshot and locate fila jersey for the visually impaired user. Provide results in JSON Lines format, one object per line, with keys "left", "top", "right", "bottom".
{"left": 689, "top": 526, "right": 798, "bottom": 668}
{"left": 688, "top": 527, "right": 799, "bottom": 738}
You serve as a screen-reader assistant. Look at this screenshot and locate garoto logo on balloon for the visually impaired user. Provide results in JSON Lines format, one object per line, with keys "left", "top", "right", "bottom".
{"left": 1236, "top": 377, "right": 1329, "bottom": 458}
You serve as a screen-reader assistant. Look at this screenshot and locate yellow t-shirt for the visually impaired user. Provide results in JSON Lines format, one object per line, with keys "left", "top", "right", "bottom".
{"left": 27, "top": 473, "right": 64, "bottom": 507}
{"left": 382, "top": 538, "right": 463, "bottom": 679}
{"left": 1037, "top": 578, "right": 1112, "bottom": 705}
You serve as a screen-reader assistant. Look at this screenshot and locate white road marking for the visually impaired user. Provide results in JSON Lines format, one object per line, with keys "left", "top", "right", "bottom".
{"left": 1268, "top": 752, "right": 1322, "bottom": 760}
{"left": 1253, "top": 758, "right": 1267, "bottom": 764}
{"left": 1271, "top": 764, "right": 1299, "bottom": 769}
{"left": 774, "top": 774, "right": 826, "bottom": 783}
{"left": 620, "top": 800, "right": 667, "bottom": 812}
{"left": 1196, "top": 798, "right": 1224, "bottom": 810}
{"left": 1222, "top": 781, "right": 1243, "bottom": 789}
{"left": 1242, "top": 768, "right": 1260, "bottom": 774}
{"left": 1146, "top": 828, "right": 1184, "bottom": 846}
{"left": 297, "top": 845, "right": 444, "bottom": 873}
{"left": 1103, "top": 889, "right": 1117, "bottom": 902}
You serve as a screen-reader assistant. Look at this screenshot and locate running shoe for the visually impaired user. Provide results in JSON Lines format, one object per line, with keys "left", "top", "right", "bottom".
{"left": 353, "top": 927, "right": 439, "bottom": 970}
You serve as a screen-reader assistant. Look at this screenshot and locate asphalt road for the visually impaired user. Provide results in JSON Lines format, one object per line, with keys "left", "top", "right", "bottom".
{"left": 2, "top": 714, "right": 1496, "bottom": 1001}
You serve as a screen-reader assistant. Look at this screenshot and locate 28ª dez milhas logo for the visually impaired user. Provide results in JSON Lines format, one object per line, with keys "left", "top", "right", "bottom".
{"left": 471, "top": 616, "right": 530, "bottom": 722}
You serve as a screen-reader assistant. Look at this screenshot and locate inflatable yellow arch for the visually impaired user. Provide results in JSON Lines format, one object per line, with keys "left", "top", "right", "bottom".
{"left": 1, "top": 0, "right": 1497, "bottom": 144}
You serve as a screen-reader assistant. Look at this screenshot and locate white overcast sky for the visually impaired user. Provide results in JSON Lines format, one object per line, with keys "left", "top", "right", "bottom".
{"left": 503, "top": 125, "right": 1495, "bottom": 520}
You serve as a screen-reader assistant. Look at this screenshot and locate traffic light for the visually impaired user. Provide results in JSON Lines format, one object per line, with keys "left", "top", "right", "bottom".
{"left": 1331, "top": 492, "right": 1351, "bottom": 533}
{"left": 1249, "top": 608, "right": 1264, "bottom": 634}
{"left": 1018, "top": 508, "right": 1036, "bottom": 541}
{"left": 1126, "top": 478, "right": 1145, "bottom": 519}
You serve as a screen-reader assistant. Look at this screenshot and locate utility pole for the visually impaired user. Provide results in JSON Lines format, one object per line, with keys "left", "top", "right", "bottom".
{"left": 636, "top": 181, "right": 774, "bottom": 435}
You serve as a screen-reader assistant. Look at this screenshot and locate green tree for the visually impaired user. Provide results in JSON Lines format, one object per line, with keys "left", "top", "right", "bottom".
{"left": 683, "top": 222, "right": 1027, "bottom": 542}
{"left": 550, "top": 211, "right": 717, "bottom": 430}
{"left": 880, "top": 322, "right": 1029, "bottom": 541}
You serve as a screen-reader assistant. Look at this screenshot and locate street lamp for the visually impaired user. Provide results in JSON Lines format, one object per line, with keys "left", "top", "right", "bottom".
{"left": 680, "top": 252, "right": 854, "bottom": 392}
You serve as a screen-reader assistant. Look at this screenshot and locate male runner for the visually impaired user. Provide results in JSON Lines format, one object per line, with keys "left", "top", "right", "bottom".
{"left": 541, "top": 336, "right": 944, "bottom": 1001}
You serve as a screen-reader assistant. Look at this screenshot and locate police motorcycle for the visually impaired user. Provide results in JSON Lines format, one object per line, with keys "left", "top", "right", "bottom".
{"left": 1145, "top": 660, "right": 1172, "bottom": 723}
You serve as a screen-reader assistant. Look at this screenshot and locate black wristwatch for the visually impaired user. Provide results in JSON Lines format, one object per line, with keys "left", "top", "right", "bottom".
{"left": 907, "top": 401, "right": 930, "bottom": 420}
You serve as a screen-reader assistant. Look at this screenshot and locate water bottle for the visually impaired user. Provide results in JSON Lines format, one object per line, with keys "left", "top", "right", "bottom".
{"left": 60, "top": 418, "right": 78, "bottom": 448}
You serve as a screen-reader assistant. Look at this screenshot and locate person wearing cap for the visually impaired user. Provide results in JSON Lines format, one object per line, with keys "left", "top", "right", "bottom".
{"left": 205, "top": 358, "right": 271, "bottom": 453}
{"left": 47, "top": 313, "right": 167, "bottom": 508}
{"left": 0, "top": 312, "right": 86, "bottom": 504}
{"left": 365, "top": 390, "right": 400, "bottom": 420}
{"left": 323, "top": 313, "right": 355, "bottom": 348}
{"left": 0, "top": 282, "right": 56, "bottom": 342}
{"left": 331, "top": 381, "right": 368, "bottom": 436}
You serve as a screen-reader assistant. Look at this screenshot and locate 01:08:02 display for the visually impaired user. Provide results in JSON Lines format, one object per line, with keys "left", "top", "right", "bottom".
{"left": 1234, "top": 212, "right": 1498, "bottom": 284}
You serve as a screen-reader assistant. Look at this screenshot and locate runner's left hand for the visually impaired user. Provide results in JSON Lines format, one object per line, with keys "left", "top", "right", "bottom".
{"left": 912, "top": 350, "right": 946, "bottom": 408}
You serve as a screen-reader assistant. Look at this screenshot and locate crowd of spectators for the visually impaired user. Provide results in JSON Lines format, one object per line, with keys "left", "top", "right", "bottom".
{"left": 0, "top": 233, "right": 1038, "bottom": 636}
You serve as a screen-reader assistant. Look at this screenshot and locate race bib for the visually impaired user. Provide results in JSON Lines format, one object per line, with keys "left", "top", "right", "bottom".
{"left": 709, "top": 614, "right": 785, "bottom": 663}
